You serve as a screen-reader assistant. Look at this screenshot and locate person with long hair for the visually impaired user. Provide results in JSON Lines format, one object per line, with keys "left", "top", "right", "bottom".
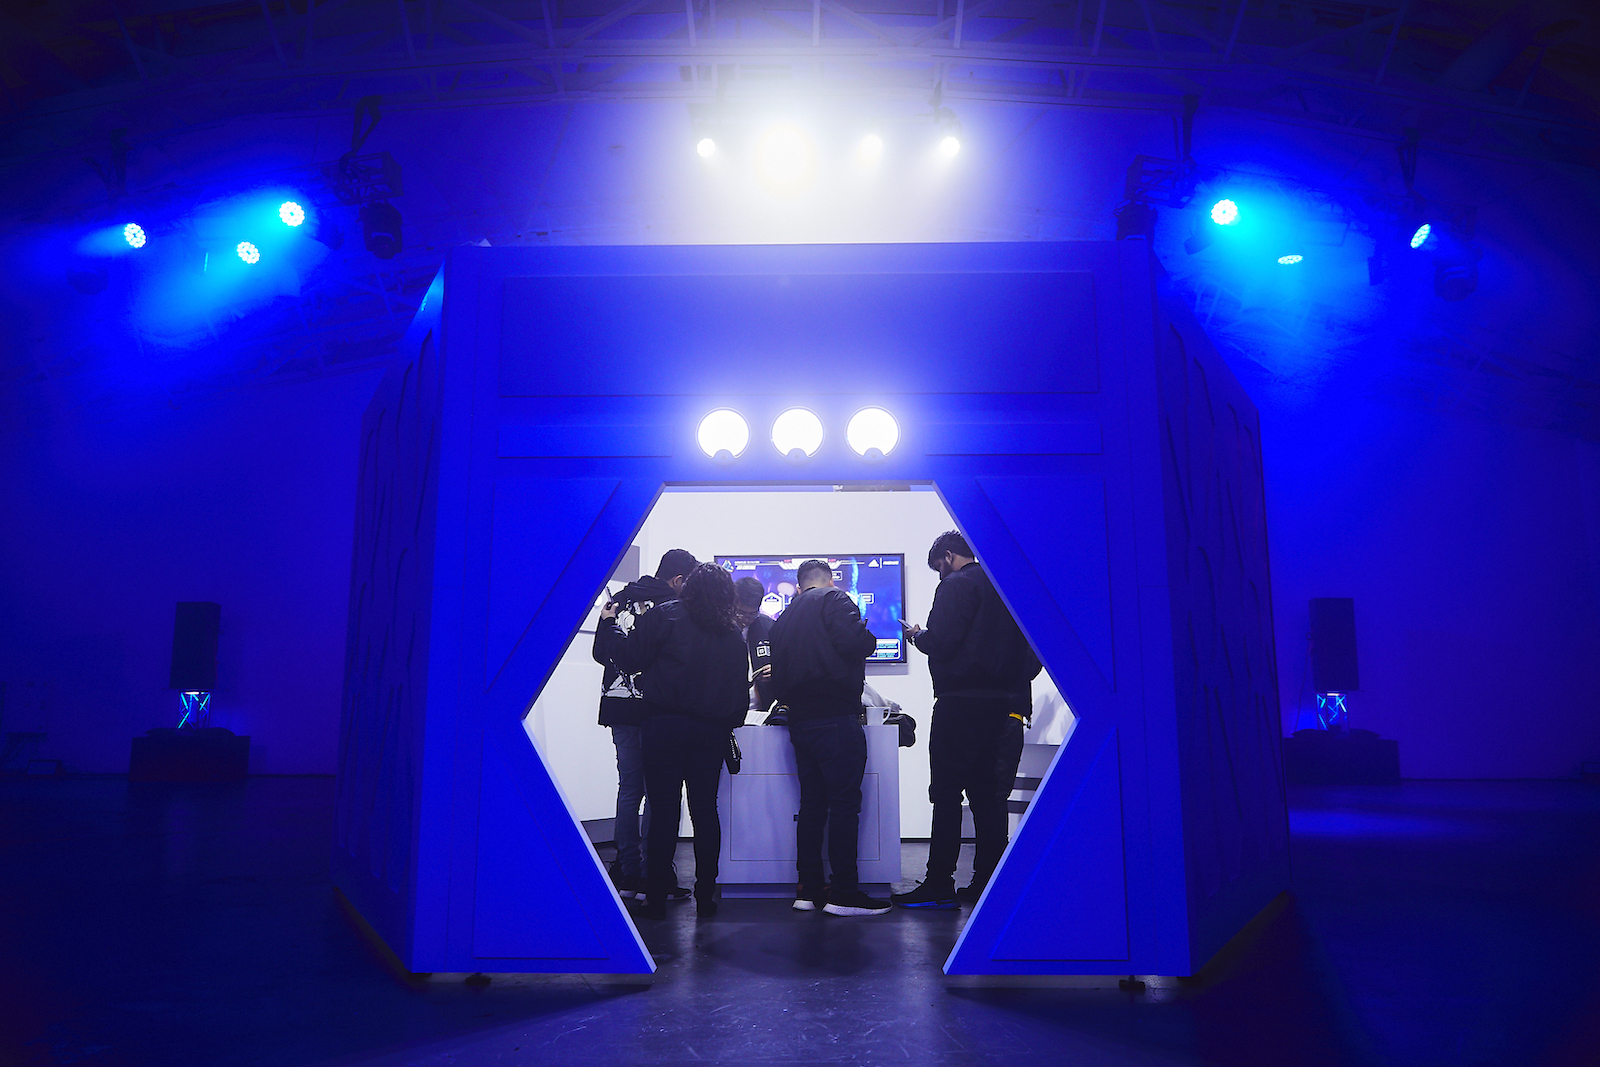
{"left": 594, "top": 562, "right": 749, "bottom": 918}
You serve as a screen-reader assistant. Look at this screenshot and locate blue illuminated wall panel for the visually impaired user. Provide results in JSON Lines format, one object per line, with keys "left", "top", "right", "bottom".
{"left": 331, "top": 242, "right": 1289, "bottom": 977}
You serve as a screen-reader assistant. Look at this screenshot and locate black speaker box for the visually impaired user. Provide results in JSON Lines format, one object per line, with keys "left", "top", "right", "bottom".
{"left": 1309, "top": 597, "right": 1359, "bottom": 693}
{"left": 170, "top": 602, "right": 221, "bottom": 691}
{"left": 130, "top": 728, "right": 250, "bottom": 782}
{"left": 1283, "top": 729, "right": 1399, "bottom": 786}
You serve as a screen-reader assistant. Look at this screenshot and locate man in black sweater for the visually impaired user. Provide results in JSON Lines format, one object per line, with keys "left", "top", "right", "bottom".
{"left": 592, "top": 548, "right": 698, "bottom": 901}
{"left": 893, "top": 532, "right": 1041, "bottom": 909}
{"left": 767, "top": 560, "right": 892, "bottom": 916}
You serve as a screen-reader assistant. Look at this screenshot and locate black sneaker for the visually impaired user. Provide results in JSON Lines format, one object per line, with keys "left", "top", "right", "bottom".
{"left": 793, "top": 884, "right": 827, "bottom": 912}
{"left": 666, "top": 884, "right": 692, "bottom": 900}
{"left": 608, "top": 864, "right": 643, "bottom": 900}
{"left": 891, "top": 881, "right": 959, "bottom": 909}
{"left": 956, "top": 883, "right": 986, "bottom": 905}
{"left": 824, "top": 890, "right": 892, "bottom": 916}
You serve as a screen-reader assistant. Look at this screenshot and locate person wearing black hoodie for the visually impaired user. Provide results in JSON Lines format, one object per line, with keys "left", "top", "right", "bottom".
{"left": 766, "top": 560, "right": 891, "bottom": 916}
{"left": 594, "top": 563, "right": 750, "bottom": 918}
{"left": 893, "top": 531, "right": 1042, "bottom": 910}
{"left": 734, "top": 577, "right": 776, "bottom": 718}
{"left": 592, "top": 548, "right": 698, "bottom": 901}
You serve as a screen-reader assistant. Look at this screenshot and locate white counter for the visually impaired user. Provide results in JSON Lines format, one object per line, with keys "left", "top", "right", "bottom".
{"left": 716, "top": 722, "right": 902, "bottom": 896}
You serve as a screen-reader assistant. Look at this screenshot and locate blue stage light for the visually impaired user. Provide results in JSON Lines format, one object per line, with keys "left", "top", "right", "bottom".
{"left": 1277, "top": 254, "right": 1303, "bottom": 265}
{"left": 1210, "top": 199, "right": 1239, "bottom": 226}
{"left": 1410, "top": 222, "right": 1432, "bottom": 249}
{"left": 237, "top": 241, "right": 260, "bottom": 264}
{"left": 279, "top": 201, "right": 305, "bottom": 227}
{"left": 123, "top": 223, "right": 146, "bottom": 248}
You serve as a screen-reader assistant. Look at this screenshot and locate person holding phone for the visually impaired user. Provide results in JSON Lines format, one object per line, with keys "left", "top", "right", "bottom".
{"left": 894, "top": 532, "right": 1041, "bottom": 909}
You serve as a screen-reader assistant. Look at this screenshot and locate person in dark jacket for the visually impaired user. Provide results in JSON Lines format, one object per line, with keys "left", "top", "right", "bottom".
{"left": 767, "top": 560, "right": 892, "bottom": 916}
{"left": 735, "top": 577, "right": 776, "bottom": 718}
{"left": 594, "top": 563, "right": 749, "bottom": 918}
{"left": 592, "top": 548, "right": 698, "bottom": 901}
{"left": 893, "top": 532, "right": 1042, "bottom": 909}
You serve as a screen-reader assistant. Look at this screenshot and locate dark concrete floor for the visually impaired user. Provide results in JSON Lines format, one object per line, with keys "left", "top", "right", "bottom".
{"left": 1, "top": 778, "right": 1598, "bottom": 1067}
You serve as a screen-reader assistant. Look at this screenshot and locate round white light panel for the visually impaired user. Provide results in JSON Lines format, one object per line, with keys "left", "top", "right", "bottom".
{"left": 697, "top": 409, "right": 750, "bottom": 458}
{"left": 772, "top": 408, "right": 824, "bottom": 458}
{"left": 697, "top": 137, "right": 716, "bottom": 158}
{"left": 939, "top": 135, "right": 961, "bottom": 158}
{"left": 847, "top": 408, "right": 899, "bottom": 457}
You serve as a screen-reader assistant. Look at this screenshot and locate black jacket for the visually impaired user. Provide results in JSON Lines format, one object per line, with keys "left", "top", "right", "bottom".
{"left": 592, "top": 575, "right": 679, "bottom": 727}
{"left": 768, "top": 587, "right": 877, "bottom": 723}
{"left": 593, "top": 600, "right": 750, "bottom": 730}
{"left": 744, "top": 613, "right": 776, "bottom": 714}
{"left": 913, "top": 563, "right": 1042, "bottom": 700}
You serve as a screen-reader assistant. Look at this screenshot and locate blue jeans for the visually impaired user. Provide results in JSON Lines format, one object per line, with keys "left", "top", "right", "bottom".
{"left": 788, "top": 714, "right": 868, "bottom": 895}
{"left": 641, "top": 714, "right": 727, "bottom": 905}
{"left": 611, "top": 725, "right": 652, "bottom": 880}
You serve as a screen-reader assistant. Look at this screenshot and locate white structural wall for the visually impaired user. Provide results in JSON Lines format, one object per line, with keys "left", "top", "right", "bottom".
{"left": 523, "top": 486, "right": 1074, "bottom": 837}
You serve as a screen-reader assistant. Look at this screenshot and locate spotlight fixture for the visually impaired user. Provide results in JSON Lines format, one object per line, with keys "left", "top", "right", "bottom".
{"left": 938, "top": 135, "right": 961, "bottom": 158}
{"left": 859, "top": 134, "right": 884, "bottom": 162}
{"left": 123, "top": 223, "right": 146, "bottom": 248}
{"left": 1277, "top": 254, "right": 1303, "bottom": 265}
{"left": 846, "top": 408, "right": 898, "bottom": 459}
{"left": 1409, "top": 222, "right": 1434, "bottom": 250}
{"left": 1210, "top": 199, "right": 1239, "bottom": 225}
{"left": 360, "top": 201, "right": 403, "bottom": 260}
{"left": 1115, "top": 201, "right": 1156, "bottom": 241}
{"left": 697, "top": 137, "right": 717, "bottom": 158}
{"left": 236, "top": 241, "right": 260, "bottom": 264}
{"left": 697, "top": 409, "right": 750, "bottom": 460}
{"left": 279, "top": 201, "right": 306, "bottom": 227}
{"left": 771, "top": 408, "right": 824, "bottom": 459}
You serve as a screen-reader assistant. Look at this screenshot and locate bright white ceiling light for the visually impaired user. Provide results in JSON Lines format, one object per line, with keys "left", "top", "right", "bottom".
{"left": 772, "top": 408, "right": 824, "bottom": 458}
{"left": 757, "top": 125, "right": 814, "bottom": 188}
{"left": 697, "top": 137, "right": 716, "bottom": 158}
{"left": 859, "top": 134, "right": 884, "bottom": 162}
{"left": 938, "top": 135, "right": 961, "bottom": 158}
{"left": 846, "top": 408, "right": 899, "bottom": 458}
{"left": 697, "top": 409, "right": 749, "bottom": 459}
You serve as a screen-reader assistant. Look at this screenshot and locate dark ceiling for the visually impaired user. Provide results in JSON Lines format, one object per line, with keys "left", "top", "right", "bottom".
{"left": 1, "top": 0, "right": 1596, "bottom": 436}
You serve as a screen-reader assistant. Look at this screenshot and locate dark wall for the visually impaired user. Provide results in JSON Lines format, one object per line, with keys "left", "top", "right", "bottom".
{"left": 1264, "top": 395, "right": 1600, "bottom": 778}
{"left": 0, "top": 369, "right": 384, "bottom": 774}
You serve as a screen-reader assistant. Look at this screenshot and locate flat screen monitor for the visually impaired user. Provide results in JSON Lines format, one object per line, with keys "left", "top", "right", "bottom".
{"left": 715, "top": 555, "right": 907, "bottom": 663}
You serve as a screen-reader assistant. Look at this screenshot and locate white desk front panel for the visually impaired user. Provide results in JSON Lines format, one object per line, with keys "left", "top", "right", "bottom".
{"left": 717, "top": 723, "right": 901, "bottom": 888}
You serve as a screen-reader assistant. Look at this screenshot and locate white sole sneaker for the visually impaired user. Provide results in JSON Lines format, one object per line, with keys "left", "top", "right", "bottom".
{"left": 792, "top": 899, "right": 819, "bottom": 911}
{"left": 823, "top": 902, "right": 892, "bottom": 916}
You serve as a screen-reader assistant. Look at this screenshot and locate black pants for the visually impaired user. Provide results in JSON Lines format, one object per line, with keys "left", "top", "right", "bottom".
{"left": 788, "top": 714, "right": 868, "bottom": 895}
{"left": 641, "top": 714, "right": 728, "bottom": 905}
{"left": 925, "top": 694, "right": 1026, "bottom": 890}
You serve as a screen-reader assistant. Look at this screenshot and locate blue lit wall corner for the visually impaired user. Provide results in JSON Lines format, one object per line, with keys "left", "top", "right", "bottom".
{"left": 329, "top": 269, "right": 446, "bottom": 967}
{"left": 1154, "top": 273, "right": 1292, "bottom": 969}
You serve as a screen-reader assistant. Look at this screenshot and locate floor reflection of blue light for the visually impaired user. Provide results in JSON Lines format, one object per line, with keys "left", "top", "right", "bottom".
{"left": 1289, "top": 811, "right": 1470, "bottom": 838}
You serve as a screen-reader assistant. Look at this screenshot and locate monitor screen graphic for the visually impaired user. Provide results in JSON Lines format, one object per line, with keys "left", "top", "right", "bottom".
{"left": 715, "top": 554, "right": 907, "bottom": 663}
